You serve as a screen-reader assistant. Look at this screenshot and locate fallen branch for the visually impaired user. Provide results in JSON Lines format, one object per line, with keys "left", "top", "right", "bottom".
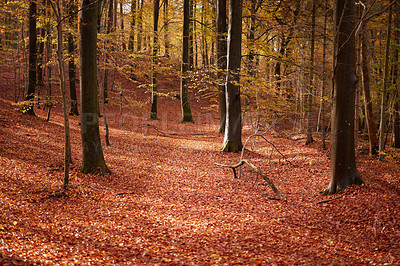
{"left": 238, "top": 121, "right": 295, "bottom": 179}
{"left": 215, "top": 159, "right": 285, "bottom": 200}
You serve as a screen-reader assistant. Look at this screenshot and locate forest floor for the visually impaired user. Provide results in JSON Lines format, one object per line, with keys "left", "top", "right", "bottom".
{"left": 1, "top": 53, "right": 400, "bottom": 265}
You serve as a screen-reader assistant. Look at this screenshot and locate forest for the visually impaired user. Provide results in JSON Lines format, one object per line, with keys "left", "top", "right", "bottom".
{"left": 0, "top": 0, "right": 399, "bottom": 264}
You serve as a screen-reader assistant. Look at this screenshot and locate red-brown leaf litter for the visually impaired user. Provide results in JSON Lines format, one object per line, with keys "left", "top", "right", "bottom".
{"left": 0, "top": 52, "right": 399, "bottom": 264}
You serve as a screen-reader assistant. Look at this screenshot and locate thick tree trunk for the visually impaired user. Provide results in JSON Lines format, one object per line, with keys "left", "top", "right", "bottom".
{"left": 180, "top": 0, "right": 194, "bottom": 123}
{"left": 150, "top": 0, "right": 159, "bottom": 120}
{"left": 325, "top": 0, "right": 362, "bottom": 195}
{"left": 80, "top": 0, "right": 110, "bottom": 174}
{"left": 216, "top": 0, "right": 227, "bottom": 133}
{"left": 222, "top": 0, "right": 242, "bottom": 152}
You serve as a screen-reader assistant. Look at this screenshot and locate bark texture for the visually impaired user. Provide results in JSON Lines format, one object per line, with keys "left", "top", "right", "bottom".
{"left": 222, "top": 0, "right": 243, "bottom": 152}
{"left": 80, "top": 0, "right": 110, "bottom": 174}
{"left": 325, "top": 0, "right": 362, "bottom": 194}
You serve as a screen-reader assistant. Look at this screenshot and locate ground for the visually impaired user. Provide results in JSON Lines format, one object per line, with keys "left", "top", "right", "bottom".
{"left": 0, "top": 52, "right": 399, "bottom": 264}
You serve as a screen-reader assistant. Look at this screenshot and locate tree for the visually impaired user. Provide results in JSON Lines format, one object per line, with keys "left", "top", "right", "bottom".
{"left": 360, "top": 0, "right": 378, "bottom": 155}
{"left": 49, "top": 0, "right": 72, "bottom": 189}
{"left": 128, "top": 0, "right": 136, "bottom": 51}
{"left": 150, "top": 0, "right": 159, "bottom": 120}
{"left": 80, "top": 0, "right": 110, "bottom": 174}
{"left": 22, "top": 0, "right": 37, "bottom": 115}
{"left": 392, "top": 0, "right": 400, "bottom": 148}
{"left": 163, "top": 0, "right": 170, "bottom": 58}
{"left": 216, "top": 0, "right": 227, "bottom": 133}
{"left": 324, "top": 0, "right": 363, "bottom": 195}
{"left": 378, "top": 4, "right": 393, "bottom": 161}
{"left": 305, "top": 0, "right": 316, "bottom": 145}
{"left": 222, "top": 0, "right": 243, "bottom": 152}
{"left": 180, "top": 0, "right": 194, "bottom": 123}
{"left": 68, "top": 0, "right": 79, "bottom": 116}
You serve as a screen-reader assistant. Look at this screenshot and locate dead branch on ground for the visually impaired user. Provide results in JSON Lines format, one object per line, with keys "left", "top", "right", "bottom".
{"left": 215, "top": 159, "right": 285, "bottom": 200}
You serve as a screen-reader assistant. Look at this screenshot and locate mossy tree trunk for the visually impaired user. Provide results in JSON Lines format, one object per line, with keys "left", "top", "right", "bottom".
{"left": 80, "top": 0, "right": 110, "bottom": 174}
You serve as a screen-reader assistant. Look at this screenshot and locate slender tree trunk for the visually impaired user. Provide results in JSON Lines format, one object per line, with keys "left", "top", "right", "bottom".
{"left": 216, "top": 0, "right": 227, "bottom": 133}
{"left": 306, "top": 0, "right": 316, "bottom": 145}
{"left": 103, "top": 0, "right": 114, "bottom": 104}
{"left": 129, "top": 0, "right": 136, "bottom": 51}
{"left": 360, "top": 1, "right": 378, "bottom": 155}
{"left": 325, "top": 0, "right": 362, "bottom": 195}
{"left": 37, "top": 2, "right": 46, "bottom": 101}
{"left": 379, "top": 5, "right": 393, "bottom": 160}
{"left": 137, "top": 0, "right": 143, "bottom": 52}
{"left": 120, "top": 2, "right": 126, "bottom": 50}
{"left": 189, "top": 0, "right": 194, "bottom": 69}
{"left": 222, "top": 0, "right": 242, "bottom": 152}
{"left": 180, "top": 0, "right": 194, "bottom": 123}
{"left": 320, "top": 0, "right": 328, "bottom": 149}
{"left": 49, "top": 0, "right": 72, "bottom": 189}
{"left": 164, "top": 0, "right": 170, "bottom": 58}
{"left": 45, "top": 0, "right": 53, "bottom": 122}
{"left": 80, "top": 0, "right": 110, "bottom": 174}
{"left": 68, "top": 0, "right": 79, "bottom": 116}
{"left": 392, "top": 0, "right": 400, "bottom": 148}
{"left": 247, "top": 0, "right": 256, "bottom": 75}
{"left": 150, "top": 0, "right": 159, "bottom": 120}
{"left": 23, "top": 0, "right": 37, "bottom": 115}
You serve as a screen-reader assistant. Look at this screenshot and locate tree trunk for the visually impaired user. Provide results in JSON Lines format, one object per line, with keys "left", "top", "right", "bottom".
{"left": 164, "top": 0, "right": 170, "bottom": 58}
{"left": 222, "top": 0, "right": 242, "bottom": 152}
{"left": 216, "top": 0, "right": 227, "bottom": 133}
{"left": 392, "top": 1, "right": 400, "bottom": 148}
{"left": 360, "top": 1, "right": 378, "bottom": 155}
{"left": 128, "top": 0, "right": 136, "bottom": 51}
{"left": 180, "top": 0, "right": 194, "bottom": 123}
{"left": 325, "top": 0, "right": 363, "bottom": 195}
{"left": 306, "top": 0, "right": 316, "bottom": 145}
{"left": 319, "top": 0, "right": 328, "bottom": 150}
{"left": 49, "top": 0, "right": 72, "bottom": 189}
{"left": 80, "top": 0, "right": 110, "bottom": 174}
{"left": 189, "top": 0, "right": 194, "bottom": 69}
{"left": 68, "top": 0, "right": 79, "bottom": 116}
{"left": 137, "top": 0, "right": 143, "bottom": 52}
{"left": 150, "top": 0, "right": 159, "bottom": 120}
{"left": 379, "top": 5, "right": 392, "bottom": 160}
{"left": 23, "top": 0, "right": 37, "bottom": 115}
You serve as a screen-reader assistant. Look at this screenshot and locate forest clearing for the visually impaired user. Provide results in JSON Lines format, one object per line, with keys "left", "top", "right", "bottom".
{"left": 1, "top": 53, "right": 400, "bottom": 264}
{"left": 1, "top": 0, "right": 400, "bottom": 264}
